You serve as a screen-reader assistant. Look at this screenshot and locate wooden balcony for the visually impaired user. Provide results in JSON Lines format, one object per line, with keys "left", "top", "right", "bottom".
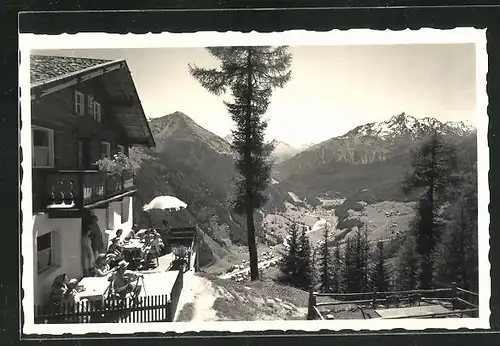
{"left": 33, "top": 169, "right": 136, "bottom": 216}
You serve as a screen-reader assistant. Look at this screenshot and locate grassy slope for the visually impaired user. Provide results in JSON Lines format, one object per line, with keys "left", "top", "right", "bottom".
{"left": 203, "top": 274, "right": 309, "bottom": 321}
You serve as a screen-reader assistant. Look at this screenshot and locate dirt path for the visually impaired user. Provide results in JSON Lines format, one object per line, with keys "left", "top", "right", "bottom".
{"left": 175, "top": 273, "right": 220, "bottom": 322}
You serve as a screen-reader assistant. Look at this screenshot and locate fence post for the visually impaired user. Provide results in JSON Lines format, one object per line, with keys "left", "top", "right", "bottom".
{"left": 451, "top": 282, "right": 458, "bottom": 310}
{"left": 307, "top": 288, "right": 317, "bottom": 320}
{"left": 372, "top": 287, "right": 377, "bottom": 308}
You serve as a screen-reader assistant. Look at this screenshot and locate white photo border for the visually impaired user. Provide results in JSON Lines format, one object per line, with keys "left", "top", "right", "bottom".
{"left": 20, "top": 28, "right": 490, "bottom": 335}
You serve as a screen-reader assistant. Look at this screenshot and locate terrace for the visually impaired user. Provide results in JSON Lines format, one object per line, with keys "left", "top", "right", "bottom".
{"left": 307, "top": 283, "right": 479, "bottom": 320}
{"left": 34, "top": 227, "right": 198, "bottom": 324}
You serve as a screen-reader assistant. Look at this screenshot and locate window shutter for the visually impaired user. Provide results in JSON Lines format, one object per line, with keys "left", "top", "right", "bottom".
{"left": 87, "top": 94, "right": 94, "bottom": 115}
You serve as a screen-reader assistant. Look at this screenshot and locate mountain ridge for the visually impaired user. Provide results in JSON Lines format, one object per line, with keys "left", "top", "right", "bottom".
{"left": 275, "top": 112, "right": 477, "bottom": 203}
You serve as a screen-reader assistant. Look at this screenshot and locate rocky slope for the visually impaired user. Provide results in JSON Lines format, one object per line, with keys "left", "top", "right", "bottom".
{"left": 131, "top": 112, "right": 293, "bottom": 265}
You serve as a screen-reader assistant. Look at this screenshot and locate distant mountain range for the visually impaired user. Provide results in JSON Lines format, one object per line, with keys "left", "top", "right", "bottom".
{"left": 223, "top": 134, "right": 314, "bottom": 163}
{"left": 275, "top": 112, "right": 477, "bottom": 203}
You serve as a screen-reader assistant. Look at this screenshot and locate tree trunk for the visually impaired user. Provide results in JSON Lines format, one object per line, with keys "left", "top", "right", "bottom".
{"left": 246, "top": 202, "right": 259, "bottom": 281}
{"left": 245, "top": 48, "right": 259, "bottom": 281}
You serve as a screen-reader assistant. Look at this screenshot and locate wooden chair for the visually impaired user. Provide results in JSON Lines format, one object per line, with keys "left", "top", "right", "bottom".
{"left": 408, "top": 293, "right": 422, "bottom": 307}
{"left": 386, "top": 295, "right": 401, "bottom": 308}
{"left": 106, "top": 273, "right": 143, "bottom": 308}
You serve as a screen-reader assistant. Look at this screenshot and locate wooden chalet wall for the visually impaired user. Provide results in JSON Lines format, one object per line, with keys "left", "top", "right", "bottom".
{"left": 31, "top": 71, "right": 131, "bottom": 171}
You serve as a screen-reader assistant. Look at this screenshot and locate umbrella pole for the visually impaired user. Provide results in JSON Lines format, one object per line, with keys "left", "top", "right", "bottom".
{"left": 141, "top": 275, "right": 147, "bottom": 295}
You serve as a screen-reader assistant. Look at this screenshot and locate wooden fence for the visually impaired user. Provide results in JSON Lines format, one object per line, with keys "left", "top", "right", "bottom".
{"left": 307, "top": 282, "right": 479, "bottom": 320}
{"left": 35, "top": 270, "right": 185, "bottom": 324}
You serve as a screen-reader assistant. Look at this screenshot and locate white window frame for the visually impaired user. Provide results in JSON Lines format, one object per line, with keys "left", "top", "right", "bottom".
{"left": 32, "top": 125, "right": 55, "bottom": 168}
{"left": 74, "top": 90, "right": 85, "bottom": 115}
{"left": 101, "top": 141, "right": 111, "bottom": 159}
{"left": 93, "top": 101, "right": 102, "bottom": 123}
{"left": 37, "top": 231, "right": 57, "bottom": 273}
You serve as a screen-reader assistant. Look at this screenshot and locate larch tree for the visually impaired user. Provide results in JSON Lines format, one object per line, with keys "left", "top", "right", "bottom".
{"left": 189, "top": 46, "right": 292, "bottom": 280}
{"left": 402, "top": 132, "right": 459, "bottom": 289}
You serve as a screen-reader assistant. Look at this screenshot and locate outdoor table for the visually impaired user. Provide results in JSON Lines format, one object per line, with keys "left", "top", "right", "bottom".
{"left": 121, "top": 239, "right": 144, "bottom": 250}
{"left": 374, "top": 305, "right": 454, "bottom": 319}
{"left": 121, "top": 239, "right": 144, "bottom": 269}
{"left": 77, "top": 276, "right": 111, "bottom": 302}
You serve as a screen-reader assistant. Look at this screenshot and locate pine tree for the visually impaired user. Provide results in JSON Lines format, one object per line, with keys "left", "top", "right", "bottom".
{"left": 331, "top": 245, "right": 343, "bottom": 293}
{"left": 310, "top": 246, "right": 319, "bottom": 289}
{"left": 279, "top": 223, "right": 300, "bottom": 285}
{"left": 402, "top": 132, "right": 459, "bottom": 289}
{"left": 370, "top": 241, "right": 391, "bottom": 292}
{"left": 189, "top": 46, "right": 292, "bottom": 281}
{"left": 354, "top": 226, "right": 370, "bottom": 292}
{"left": 318, "top": 225, "right": 331, "bottom": 292}
{"left": 395, "top": 232, "right": 419, "bottom": 290}
{"left": 343, "top": 236, "right": 357, "bottom": 293}
{"left": 297, "top": 226, "right": 313, "bottom": 290}
{"left": 434, "top": 168, "right": 478, "bottom": 291}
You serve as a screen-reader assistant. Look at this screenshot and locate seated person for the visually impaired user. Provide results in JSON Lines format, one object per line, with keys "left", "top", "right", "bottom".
{"left": 107, "top": 237, "right": 123, "bottom": 256}
{"left": 109, "top": 260, "right": 142, "bottom": 299}
{"left": 49, "top": 274, "right": 69, "bottom": 311}
{"left": 112, "top": 229, "right": 124, "bottom": 244}
{"left": 136, "top": 228, "right": 151, "bottom": 240}
{"left": 64, "top": 278, "right": 81, "bottom": 306}
{"left": 107, "top": 238, "right": 124, "bottom": 267}
{"left": 129, "top": 224, "right": 139, "bottom": 239}
{"left": 94, "top": 253, "right": 115, "bottom": 277}
{"left": 141, "top": 233, "right": 163, "bottom": 261}
{"left": 149, "top": 232, "right": 164, "bottom": 254}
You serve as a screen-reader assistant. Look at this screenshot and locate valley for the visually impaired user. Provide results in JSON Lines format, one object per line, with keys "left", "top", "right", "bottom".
{"left": 131, "top": 111, "right": 477, "bottom": 291}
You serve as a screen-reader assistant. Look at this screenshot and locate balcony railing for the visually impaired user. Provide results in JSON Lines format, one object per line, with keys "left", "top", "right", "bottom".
{"left": 34, "top": 169, "right": 136, "bottom": 212}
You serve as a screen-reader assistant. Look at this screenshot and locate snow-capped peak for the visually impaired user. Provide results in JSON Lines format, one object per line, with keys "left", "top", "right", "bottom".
{"left": 342, "top": 112, "right": 475, "bottom": 140}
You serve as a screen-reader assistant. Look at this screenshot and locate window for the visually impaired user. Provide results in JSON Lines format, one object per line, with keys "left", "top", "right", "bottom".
{"left": 32, "top": 126, "right": 54, "bottom": 168}
{"left": 87, "top": 94, "right": 94, "bottom": 115}
{"left": 37, "top": 232, "right": 54, "bottom": 272}
{"left": 100, "top": 141, "right": 111, "bottom": 159}
{"left": 93, "top": 101, "right": 102, "bottom": 123}
{"left": 77, "top": 138, "right": 90, "bottom": 169}
{"left": 74, "top": 90, "right": 85, "bottom": 115}
{"left": 117, "top": 145, "right": 125, "bottom": 155}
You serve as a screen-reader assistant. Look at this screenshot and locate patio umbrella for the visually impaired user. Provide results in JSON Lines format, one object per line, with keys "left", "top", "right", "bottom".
{"left": 143, "top": 195, "right": 188, "bottom": 212}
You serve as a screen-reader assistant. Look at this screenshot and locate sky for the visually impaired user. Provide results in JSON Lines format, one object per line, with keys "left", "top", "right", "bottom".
{"left": 34, "top": 44, "right": 477, "bottom": 148}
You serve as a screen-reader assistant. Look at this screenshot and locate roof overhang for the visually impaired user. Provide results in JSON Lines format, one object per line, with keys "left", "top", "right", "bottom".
{"left": 31, "top": 60, "right": 156, "bottom": 148}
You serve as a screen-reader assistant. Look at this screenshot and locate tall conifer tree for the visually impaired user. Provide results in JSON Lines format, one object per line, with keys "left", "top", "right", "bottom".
{"left": 189, "top": 47, "right": 292, "bottom": 280}
{"left": 401, "top": 132, "right": 459, "bottom": 288}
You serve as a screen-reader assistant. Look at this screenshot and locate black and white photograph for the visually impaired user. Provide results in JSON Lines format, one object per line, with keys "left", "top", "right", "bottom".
{"left": 20, "top": 29, "right": 489, "bottom": 334}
